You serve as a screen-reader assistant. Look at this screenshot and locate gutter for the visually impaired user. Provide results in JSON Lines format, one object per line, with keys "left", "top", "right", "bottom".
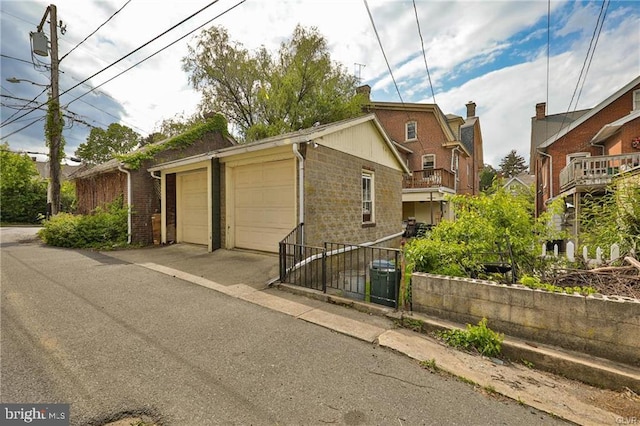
{"left": 117, "top": 163, "right": 132, "bottom": 244}
{"left": 293, "top": 142, "right": 305, "bottom": 244}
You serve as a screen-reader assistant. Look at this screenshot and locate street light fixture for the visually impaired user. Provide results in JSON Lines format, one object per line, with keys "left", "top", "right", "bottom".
{"left": 6, "top": 77, "right": 50, "bottom": 88}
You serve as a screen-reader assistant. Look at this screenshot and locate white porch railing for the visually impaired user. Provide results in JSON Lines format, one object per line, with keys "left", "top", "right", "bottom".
{"left": 559, "top": 153, "right": 640, "bottom": 190}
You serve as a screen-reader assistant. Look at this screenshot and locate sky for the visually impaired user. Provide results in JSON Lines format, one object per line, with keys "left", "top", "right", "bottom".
{"left": 1, "top": 0, "right": 639, "bottom": 167}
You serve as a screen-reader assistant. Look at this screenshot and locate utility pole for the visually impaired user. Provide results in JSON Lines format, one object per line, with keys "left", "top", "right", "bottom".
{"left": 36, "top": 4, "right": 61, "bottom": 216}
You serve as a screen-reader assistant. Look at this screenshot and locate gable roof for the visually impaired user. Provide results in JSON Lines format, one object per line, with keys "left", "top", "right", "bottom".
{"left": 149, "top": 114, "right": 411, "bottom": 174}
{"left": 538, "top": 75, "right": 640, "bottom": 150}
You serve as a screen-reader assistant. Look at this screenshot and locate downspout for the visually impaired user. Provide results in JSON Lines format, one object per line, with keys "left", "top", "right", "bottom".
{"left": 293, "top": 142, "right": 305, "bottom": 244}
{"left": 538, "top": 150, "right": 553, "bottom": 199}
{"left": 118, "top": 164, "right": 132, "bottom": 244}
{"left": 451, "top": 146, "right": 460, "bottom": 192}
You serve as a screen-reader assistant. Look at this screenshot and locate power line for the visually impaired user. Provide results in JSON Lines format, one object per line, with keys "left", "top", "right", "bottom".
{"left": 0, "top": 53, "right": 50, "bottom": 68}
{"left": 412, "top": 0, "right": 436, "bottom": 104}
{"left": 64, "top": 0, "right": 247, "bottom": 109}
{"left": 1, "top": 87, "right": 48, "bottom": 127}
{"left": 576, "top": 0, "right": 609, "bottom": 109}
{"left": 1, "top": 116, "right": 45, "bottom": 140}
{"left": 552, "top": 0, "right": 609, "bottom": 145}
{"left": 1, "top": 0, "right": 224, "bottom": 130}
{"left": 363, "top": 0, "right": 404, "bottom": 104}
{"left": 60, "top": 0, "right": 132, "bottom": 62}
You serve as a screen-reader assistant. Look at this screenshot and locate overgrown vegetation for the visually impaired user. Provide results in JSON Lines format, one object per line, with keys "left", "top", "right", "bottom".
{"left": 0, "top": 143, "right": 47, "bottom": 223}
{"left": 579, "top": 177, "right": 640, "bottom": 257}
{"left": 519, "top": 274, "right": 596, "bottom": 296}
{"left": 117, "top": 113, "right": 229, "bottom": 169}
{"left": 38, "top": 196, "right": 128, "bottom": 249}
{"left": 405, "top": 184, "right": 566, "bottom": 280}
{"left": 437, "top": 318, "right": 504, "bottom": 358}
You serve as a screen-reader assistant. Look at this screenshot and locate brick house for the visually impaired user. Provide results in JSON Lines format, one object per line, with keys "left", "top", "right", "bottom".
{"left": 71, "top": 116, "right": 235, "bottom": 245}
{"left": 531, "top": 75, "right": 640, "bottom": 238}
{"left": 357, "top": 85, "right": 484, "bottom": 226}
{"left": 148, "top": 113, "right": 409, "bottom": 253}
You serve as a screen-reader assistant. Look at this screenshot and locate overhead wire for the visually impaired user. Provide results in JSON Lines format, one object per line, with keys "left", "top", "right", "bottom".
{"left": 64, "top": 0, "right": 247, "bottom": 108}
{"left": 1, "top": 86, "right": 48, "bottom": 126}
{"left": 551, "top": 0, "right": 609, "bottom": 146}
{"left": 60, "top": 0, "right": 132, "bottom": 62}
{"left": 1, "top": 0, "right": 224, "bottom": 130}
{"left": 363, "top": 0, "right": 405, "bottom": 104}
{"left": 412, "top": 0, "right": 436, "bottom": 104}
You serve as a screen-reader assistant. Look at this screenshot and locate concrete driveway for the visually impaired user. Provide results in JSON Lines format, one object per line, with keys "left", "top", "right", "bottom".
{"left": 102, "top": 244, "right": 280, "bottom": 289}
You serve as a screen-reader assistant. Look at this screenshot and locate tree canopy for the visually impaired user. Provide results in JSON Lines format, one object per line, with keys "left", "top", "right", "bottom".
{"left": 498, "top": 150, "right": 528, "bottom": 178}
{"left": 479, "top": 164, "right": 497, "bottom": 192}
{"left": 75, "top": 123, "right": 140, "bottom": 165}
{"left": 0, "top": 143, "right": 47, "bottom": 223}
{"left": 182, "top": 25, "right": 366, "bottom": 141}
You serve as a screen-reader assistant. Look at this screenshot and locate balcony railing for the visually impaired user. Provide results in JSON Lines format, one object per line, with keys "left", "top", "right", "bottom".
{"left": 559, "top": 153, "right": 640, "bottom": 190}
{"left": 403, "top": 168, "right": 456, "bottom": 190}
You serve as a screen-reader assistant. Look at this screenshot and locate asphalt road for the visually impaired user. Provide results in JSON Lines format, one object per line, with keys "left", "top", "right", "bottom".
{"left": 0, "top": 227, "right": 567, "bottom": 425}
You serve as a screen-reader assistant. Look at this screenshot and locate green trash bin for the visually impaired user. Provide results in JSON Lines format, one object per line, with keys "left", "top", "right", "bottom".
{"left": 369, "top": 260, "right": 399, "bottom": 307}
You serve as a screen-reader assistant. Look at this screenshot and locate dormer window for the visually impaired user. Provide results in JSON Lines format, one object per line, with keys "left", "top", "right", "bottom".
{"left": 405, "top": 121, "right": 417, "bottom": 141}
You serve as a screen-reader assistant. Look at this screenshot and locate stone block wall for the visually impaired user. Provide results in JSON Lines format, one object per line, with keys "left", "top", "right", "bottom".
{"left": 303, "top": 145, "right": 403, "bottom": 248}
{"left": 411, "top": 273, "right": 640, "bottom": 366}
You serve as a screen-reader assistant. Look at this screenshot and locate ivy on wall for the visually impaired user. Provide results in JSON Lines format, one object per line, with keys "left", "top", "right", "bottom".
{"left": 117, "top": 113, "right": 229, "bottom": 170}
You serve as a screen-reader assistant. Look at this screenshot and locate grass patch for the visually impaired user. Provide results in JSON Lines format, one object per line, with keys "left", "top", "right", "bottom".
{"left": 437, "top": 318, "right": 504, "bottom": 358}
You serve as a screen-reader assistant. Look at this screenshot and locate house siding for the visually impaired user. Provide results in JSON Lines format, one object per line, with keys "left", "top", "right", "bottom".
{"left": 538, "top": 84, "right": 640, "bottom": 210}
{"left": 303, "top": 144, "right": 403, "bottom": 247}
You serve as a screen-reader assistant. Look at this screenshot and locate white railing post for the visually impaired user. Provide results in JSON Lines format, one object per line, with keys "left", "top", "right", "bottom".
{"left": 566, "top": 241, "right": 575, "bottom": 262}
{"left": 611, "top": 243, "right": 620, "bottom": 262}
{"left": 583, "top": 246, "right": 589, "bottom": 262}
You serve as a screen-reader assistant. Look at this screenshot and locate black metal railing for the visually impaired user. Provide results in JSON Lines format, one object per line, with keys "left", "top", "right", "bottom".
{"left": 279, "top": 234, "right": 402, "bottom": 308}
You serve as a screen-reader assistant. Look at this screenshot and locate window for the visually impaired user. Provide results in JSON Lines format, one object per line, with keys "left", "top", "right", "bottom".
{"left": 634, "top": 89, "right": 640, "bottom": 111}
{"left": 405, "top": 121, "right": 417, "bottom": 141}
{"left": 422, "top": 154, "right": 435, "bottom": 169}
{"left": 362, "top": 171, "right": 374, "bottom": 223}
{"left": 566, "top": 152, "right": 590, "bottom": 164}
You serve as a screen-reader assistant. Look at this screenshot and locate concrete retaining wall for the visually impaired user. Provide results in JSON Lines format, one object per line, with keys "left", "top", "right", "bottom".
{"left": 411, "top": 273, "right": 640, "bottom": 366}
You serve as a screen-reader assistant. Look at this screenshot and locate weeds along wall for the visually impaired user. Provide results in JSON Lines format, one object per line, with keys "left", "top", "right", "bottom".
{"left": 411, "top": 273, "right": 640, "bottom": 366}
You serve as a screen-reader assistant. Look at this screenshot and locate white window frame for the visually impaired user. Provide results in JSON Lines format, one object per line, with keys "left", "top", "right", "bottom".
{"left": 566, "top": 152, "right": 590, "bottom": 164}
{"left": 634, "top": 89, "right": 640, "bottom": 111}
{"left": 422, "top": 154, "right": 435, "bottom": 170}
{"left": 362, "top": 171, "right": 374, "bottom": 224}
{"left": 405, "top": 121, "right": 417, "bottom": 141}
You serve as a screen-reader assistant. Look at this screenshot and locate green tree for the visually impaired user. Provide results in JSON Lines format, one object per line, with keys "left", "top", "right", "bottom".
{"left": 75, "top": 123, "right": 140, "bottom": 164}
{"left": 182, "top": 25, "right": 366, "bottom": 141}
{"left": 498, "top": 150, "right": 528, "bottom": 178}
{"left": 479, "top": 164, "right": 497, "bottom": 192}
{"left": 0, "top": 143, "right": 47, "bottom": 223}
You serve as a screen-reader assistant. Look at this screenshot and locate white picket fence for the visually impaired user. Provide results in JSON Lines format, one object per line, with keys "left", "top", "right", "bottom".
{"left": 542, "top": 241, "right": 620, "bottom": 265}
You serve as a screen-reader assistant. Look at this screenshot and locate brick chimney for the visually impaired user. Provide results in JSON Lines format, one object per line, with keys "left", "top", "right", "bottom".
{"left": 356, "top": 84, "right": 371, "bottom": 102}
{"left": 466, "top": 101, "right": 476, "bottom": 118}
{"left": 536, "top": 102, "right": 546, "bottom": 120}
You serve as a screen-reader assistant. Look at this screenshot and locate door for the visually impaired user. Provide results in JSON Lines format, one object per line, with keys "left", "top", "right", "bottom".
{"left": 177, "top": 170, "right": 208, "bottom": 245}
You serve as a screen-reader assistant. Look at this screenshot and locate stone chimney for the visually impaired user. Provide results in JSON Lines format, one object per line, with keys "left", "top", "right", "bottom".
{"left": 356, "top": 84, "right": 371, "bottom": 102}
{"left": 466, "top": 101, "right": 476, "bottom": 118}
{"left": 536, "top": 102, "right": 546, "bottom": 120}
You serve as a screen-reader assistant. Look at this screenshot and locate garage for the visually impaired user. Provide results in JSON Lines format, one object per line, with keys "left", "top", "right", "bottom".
{"left": 177, "top": 169, "right": 209, "bottom": 245}
{"left": 233, "top": 159, "right": 296, "bottom": 252}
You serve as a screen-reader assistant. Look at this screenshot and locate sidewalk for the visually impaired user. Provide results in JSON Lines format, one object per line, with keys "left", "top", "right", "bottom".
{"left": 105, "top": 246, "right": 640, "bottom": 425}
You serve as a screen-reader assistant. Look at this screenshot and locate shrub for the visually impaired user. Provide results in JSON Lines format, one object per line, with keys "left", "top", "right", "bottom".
{"left": 38, "top": 197, "right": 128, "bottom": 249}
{"left": 438, "top": 318, "right": 504, "bottom": 357}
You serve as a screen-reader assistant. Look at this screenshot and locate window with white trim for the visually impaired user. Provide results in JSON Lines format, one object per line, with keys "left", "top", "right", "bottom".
{"left": 362, "top": 171, "right": 374, "bottom": 223}
{"left": 422, "top": 154, "right": 435, "bottom": 169}
{"left": 405, "top": 121, "right": 417, "bottom": 141}
{"left": 566, "top": 152, "right": 590, "bottom": 163}
{"left": 634, "top": 89, "right": 640, "bottom": 111}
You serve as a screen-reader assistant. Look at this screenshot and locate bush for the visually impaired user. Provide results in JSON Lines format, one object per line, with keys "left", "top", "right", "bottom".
{"left": 38, "top": 197, "right": 128, "bottom": 249}
{"left": 438, "top": 318, "right": 504, "bottom": 357}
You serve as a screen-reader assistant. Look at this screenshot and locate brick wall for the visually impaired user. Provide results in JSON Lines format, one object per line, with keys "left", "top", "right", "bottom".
{"left": 411, "top": 273, "right": 640, "bottom": 367}
{"left": 543, "top": 84, "right": 640, "bottom": 206}
{"left": 303, "top": 145, "right": 403, "bottom": 247}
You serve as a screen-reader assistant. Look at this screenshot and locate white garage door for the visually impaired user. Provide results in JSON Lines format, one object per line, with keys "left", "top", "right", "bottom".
{"left": 234, "top": 160, "right": 296, "bottom": 252}
{"left": 178, "top": 170, "right": 208, "bottom": 245}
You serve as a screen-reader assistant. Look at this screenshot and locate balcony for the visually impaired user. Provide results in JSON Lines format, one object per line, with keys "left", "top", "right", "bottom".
{"left": 559, "top": 153, "right": 640, "bottom": 191}
{"left": 403, "top": 168, "right": 456, "bottom": 190}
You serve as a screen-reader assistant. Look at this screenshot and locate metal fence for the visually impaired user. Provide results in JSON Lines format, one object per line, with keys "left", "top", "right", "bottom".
{"left": 279, "top": 236, "right": 402, "bottom": 308}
